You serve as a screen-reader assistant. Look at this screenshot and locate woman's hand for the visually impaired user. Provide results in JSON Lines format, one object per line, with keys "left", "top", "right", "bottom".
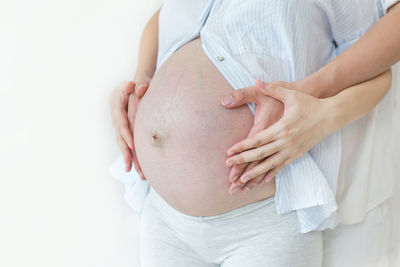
{"left": 224, "top": 80, "right": 334, "bottom": 192}
{"left": 220, "top": 82, "right": 284, "bottom": 195}
{"left": 109, "top": 76, "right": 151, "bottom": 179}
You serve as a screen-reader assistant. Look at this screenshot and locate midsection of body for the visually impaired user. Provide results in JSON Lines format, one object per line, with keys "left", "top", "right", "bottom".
{"left": 134, "top": 37, "right": 276, "bottom": 216}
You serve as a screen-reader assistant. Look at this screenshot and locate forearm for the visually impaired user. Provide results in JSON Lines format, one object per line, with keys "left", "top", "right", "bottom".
{"left": 322, "top": 69, "right": 392, "bottom": 135}
{"left": 299, "top": 3, "right": 400, "bottom": 98}
{"left": 134, "top": 8, "right": 160, "bottom": 80}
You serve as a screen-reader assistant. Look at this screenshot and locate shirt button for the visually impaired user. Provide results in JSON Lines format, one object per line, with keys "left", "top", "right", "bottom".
{"left": 217, "top": 56, "right": 225, "bottom": 62}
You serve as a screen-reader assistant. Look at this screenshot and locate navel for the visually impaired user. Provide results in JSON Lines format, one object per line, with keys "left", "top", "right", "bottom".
{"left": 152, "top": 132, "right": 161, "bottom": 142}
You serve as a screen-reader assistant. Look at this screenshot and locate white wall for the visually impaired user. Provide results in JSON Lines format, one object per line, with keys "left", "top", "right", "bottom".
{"left": 0, "top": 1, "right": 161, "bottom": 266}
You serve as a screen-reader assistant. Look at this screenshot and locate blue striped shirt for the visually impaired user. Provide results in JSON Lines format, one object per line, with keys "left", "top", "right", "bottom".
{"left": 109, "top": 0, "right": 393, "bottom": 233}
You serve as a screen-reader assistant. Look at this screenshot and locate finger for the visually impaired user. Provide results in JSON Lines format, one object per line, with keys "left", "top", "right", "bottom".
{"left": 256, "top": 80, "right": 293, "bottom": 103}
{"left": 131, "top": 147, "right": 146, "bottom": 180}
{"left": 117, "top": 113, "right": 134, "bottom": 149}
{"left": 110, "top": 83, "right": 132, "bottom": 126}
{"left": 263, "top": 160, "right": 288, "bottom": 183}
{"left": 134, "top": 76, "right": 152, "bottom": 97}
{"left": 120, "top": 118, "right": 134, "bottom": 150}
{"left": 220, "top": 86, "right": 260, "bottom": 108}
{"left": 117, "top": 136, "right": 132, "bottom": 172}
{"left": 127, "top": 93, "right": 139, "bottom": 130}
{"left": 135, "top": 83, "right": 149, "bottom": 97}
{"left": 123, "top": 81, "right": 135, "bottom": 94}
{"left": 264, "top": 157, "right": 294, "bottom": 183}
{"left": 229, "top": 160, "right": 260, "bottom": 195}
{"left": 245, "top": 110, "right": 269, "bottom": 138}
{"left": 231, "top": 160, "right": 260, "bottom": 187}
{"left": 238, "top": 152, "right": 284, "bottom": 183}
{"left": 226, "top": 140, "right": 282, "bottom": 166}
{"left": 241, "top": 174, "right": 265, "bottom": 191}
{"left": 226, "top": 101, "right": 273, "bottom": 159}
{"left": 228, "top": 163, "right": 248, "bottom": 183}
{"left": 226, "top": 122, "right": 283, "bottom": 157}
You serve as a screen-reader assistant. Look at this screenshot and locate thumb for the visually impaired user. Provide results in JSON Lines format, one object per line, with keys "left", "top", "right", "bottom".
{"left": 221, "top": 86, "right": 259, "bottom": 108}
{"left": 256, "top": 80, "right": 291, "bottom": 103}
{"left": 246, "top": 103, "right": 274, "bottom": 138}
{"left": 122, "top": 81, "right": 135, "bottom": 94}
{"left": 134, "top": 76, "right": 152, "bottom": 97}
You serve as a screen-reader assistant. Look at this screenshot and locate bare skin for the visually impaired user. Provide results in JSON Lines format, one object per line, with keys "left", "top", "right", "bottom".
{"left": 133, "top": 37, "right": 276, "bottom": 216}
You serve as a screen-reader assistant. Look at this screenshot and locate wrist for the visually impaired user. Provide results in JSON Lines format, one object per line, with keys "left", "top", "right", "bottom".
{"left": 318, "top": 97, "right": 347, "bottom": 137}
{"left": 133, "top": 69, "right": 154, "bottom": 81}
{"left": 295, "top": 65, "right": 338, "bottom": 98}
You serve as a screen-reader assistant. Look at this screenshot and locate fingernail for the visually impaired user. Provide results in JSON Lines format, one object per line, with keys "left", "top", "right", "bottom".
{"left": 221, "top": 95, "right": 233, "bottom": 106}
{"left": 231, "top": 187, "right": 240, "bottom": 194}
{"left": 227, "top": 149, "right": 235, "bottom": 156}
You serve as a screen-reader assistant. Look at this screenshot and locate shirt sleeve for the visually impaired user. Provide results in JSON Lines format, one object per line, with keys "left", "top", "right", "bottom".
{"left": 381, "top": 0, "right": 400, "bottom": 14}
{"left": 331, "top": 0, "right": 385, "bottom": 56}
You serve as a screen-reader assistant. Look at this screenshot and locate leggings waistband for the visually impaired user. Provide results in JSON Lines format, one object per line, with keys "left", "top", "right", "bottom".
{"left": 147, "top": 186, "right": 275, "bottom": 222}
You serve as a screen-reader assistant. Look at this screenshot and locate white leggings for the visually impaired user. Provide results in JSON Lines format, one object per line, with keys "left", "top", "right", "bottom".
{"left": 139, "top": 186, "right": 323, "bottom": 267}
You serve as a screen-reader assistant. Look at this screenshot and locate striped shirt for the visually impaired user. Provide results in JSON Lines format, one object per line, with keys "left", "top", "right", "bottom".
{"left": 109, "top": 0, "right": 397, "bottom": 233}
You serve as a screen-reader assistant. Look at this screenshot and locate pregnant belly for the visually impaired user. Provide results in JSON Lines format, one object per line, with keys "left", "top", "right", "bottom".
{"left": 134, "top": 37, "right": 276, "bottom": 216}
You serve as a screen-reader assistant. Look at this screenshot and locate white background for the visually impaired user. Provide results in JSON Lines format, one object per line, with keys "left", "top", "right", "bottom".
{"left": 0, "top": 1, "right": 399, "bottom": 267}
{"left": 0, "top": 1, "right": 161, "bottom": 266}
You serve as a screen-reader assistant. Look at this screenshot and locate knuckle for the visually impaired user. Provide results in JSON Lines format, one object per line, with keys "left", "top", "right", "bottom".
{"left": 233, "top": 144, "right": 242, "bottom": 152}
{"left": 234, "top": 156, "right": 244, "bottom": 164}
{"left": 272, "top": 157, "right": 283, "bottom": 169}
{"left": 271, "top": 130, "right": 280, "bottom": 140}
{"left": 237, "top": 164, "right": 247, "bottom": 172}
{"left": 253, "top": 137, "right": 263, "bottom": 147}
{"left": 236, "top": 90, "right": 246, "bottom": 100}
{"left": 279, "top": 128, "right": 289, "bottom": 138}
{"left": 283, "top": 139, "right": 295, "bottom": 149}
{"left": 290, "top": 126, "right": 300, "bottom": 136}
{"left": 250, "top": 166, "right": 263, "bottom": 178}
{"left": 246, "top": 171, "right": 257, "bottom": 179}
{"left": 260, "top": 159, "right": 273, "bottom": 171}
{"left": 266, "top": 83, "right": 275, "bottom": 90}
{"left": 255, "top": 150, "right": 265, "bottom": 160}
{"left": 231, "top": 164, "right": 241, "bottom": 173}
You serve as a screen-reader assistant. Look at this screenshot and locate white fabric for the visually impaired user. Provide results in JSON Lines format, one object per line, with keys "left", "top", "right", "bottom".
{"left": 381, "top": 0, "right": 400, "bottom": 14}
{"left": 109, "top": 0, "right": 397, "bottom": 234}
{"left": 323, "top": 200, "right": 393, "bottom": 267}
{"left": 336, "top": 67, "right": 397, "bottom": 225}
{"left": 322, "top": 64, "right": 400, "bottom": 267}
{"left": 141, "top": 186, "right": 323, "bottom": 267}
